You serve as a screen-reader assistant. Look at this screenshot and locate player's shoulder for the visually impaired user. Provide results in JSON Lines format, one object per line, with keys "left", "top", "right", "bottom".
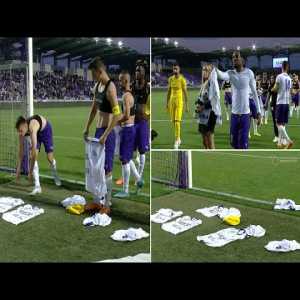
{"left": 245, "top": 68, "right": 254, "bottom": 76}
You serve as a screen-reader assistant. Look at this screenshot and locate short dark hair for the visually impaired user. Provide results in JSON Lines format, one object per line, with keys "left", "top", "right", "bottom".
{"left": 88, "top": 57, "right": 106, "bottom": 71}
{"left": 173, "top": 63, "right": 180, "bottom": 68}
{"left": 282, "top": 61, "right": 289, "bottom": 71}
{"left": 15, "top": 116, "right": 26, "bottom": 129}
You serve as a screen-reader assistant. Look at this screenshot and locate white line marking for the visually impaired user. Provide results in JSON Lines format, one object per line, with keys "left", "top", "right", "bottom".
{"left": 190, "top": 186, "right": 273, "bottom": 205}
{"left": 199, "top": 152, "right": 299, "bottom": 160}
{"left": 40, "top": 174, "right": 150, "bottom": 198}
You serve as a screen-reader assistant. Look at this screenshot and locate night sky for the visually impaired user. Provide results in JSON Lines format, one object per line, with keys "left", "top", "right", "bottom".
{"left": 113, "top": 38, "right": 150, "bottom": 54}
{"left": 160, "top": 38, "right": 300, "bottom": 53}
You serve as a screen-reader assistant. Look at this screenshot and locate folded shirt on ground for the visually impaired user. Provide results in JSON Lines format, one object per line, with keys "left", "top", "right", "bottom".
{"left": 151, "top": 208, "right": 183, "bottom": 224}
{"left": 0, "top": 197, "right": 24, "bottom": 213}
{"left": 99, "top": 253, "right": 151, "bottom": 263}
{"left": 2, "top": 204, "right": 44, "bottom": 225}
{"left": 83, "top": 213, "right": 111, "bottom": 227}
{"left": 61, "top": 195, "right": 86, "bottom": 208}
{"left": 161, "top": 216, "right": 202, "bottom": 235}
{"left": 197, "top": 225, "right": 266, "bottom": 247}
{"left": 196, "top": 205, "right": 222, "bottom": 217}
{"left": 196, "top": 205, "right": 241, "bottom": 220}
{"left": 111, "top": 228, "right": 149, "bottom": 241}
{"left": 265, "top": 240, "right": 300, "bottom": 252}
{"left": 274, "top": 198, "right": 300, "bottom": 211}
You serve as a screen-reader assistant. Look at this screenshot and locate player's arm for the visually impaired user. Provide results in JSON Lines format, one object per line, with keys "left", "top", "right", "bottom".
{"left": 166, "top": 79, "right": 171, "bottom": 110}
{"left": 16, "top": 135, "right": 24, "bottom": 181}
{"left": 83, "top": 98, "right": 97, "bottom": 140}
{"left": 215, "top": 67, "right": 230, "bottom": 81}
{"left": 99, "top": 82, "right": 122, "bottom": 145}
{"left": 182, "top": 78, "right": 189, "bottom": 112}
{"left": 271, "top": 81, "right": 279, "bottom": 93}
{"left": 249, "top": 72, "right": 262, "bottom": 124}
{"left": 119, "top": 93, "right": 132, "bottom": 123}
{"left": 28, "top": 121, "right": 39, "bottom": 181}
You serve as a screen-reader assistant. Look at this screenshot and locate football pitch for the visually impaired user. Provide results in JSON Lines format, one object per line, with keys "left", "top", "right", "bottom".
{"left": 0, "top": 103, "right": 150, "bottom": 262}
{"left": 151, "top": 151, "right": 300, "bottom": 262}
{"left": 151, "top": 88, "right": 300, "bottom": 149}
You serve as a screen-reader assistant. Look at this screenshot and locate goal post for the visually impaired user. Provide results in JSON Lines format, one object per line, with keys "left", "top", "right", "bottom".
{"left": 151, "top": 150, "right": 191, "bottom": 189}
{"left": 0, "top": 38, "right": 33, "bottom": 176}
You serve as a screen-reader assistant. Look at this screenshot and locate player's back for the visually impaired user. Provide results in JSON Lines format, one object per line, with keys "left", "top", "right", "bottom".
{"left": 276, "top": 73, "right": 292, "bottom": 105}
{"left": 169, "top": 74, "right": 186, "bottom": 102}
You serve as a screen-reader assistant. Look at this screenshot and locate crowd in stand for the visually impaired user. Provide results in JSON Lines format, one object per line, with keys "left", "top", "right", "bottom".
{"left": 0, "top": 70, "right": 95, "bottom": 101}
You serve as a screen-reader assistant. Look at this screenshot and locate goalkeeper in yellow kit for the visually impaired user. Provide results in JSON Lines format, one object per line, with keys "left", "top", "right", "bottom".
{"left": 166, "top": 63, "right": 189, "bottom": 149}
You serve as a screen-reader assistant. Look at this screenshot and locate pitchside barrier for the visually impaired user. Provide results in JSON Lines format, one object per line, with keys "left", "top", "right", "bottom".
{"left": 151, "top": 150, "right": 273, "bottom": 206}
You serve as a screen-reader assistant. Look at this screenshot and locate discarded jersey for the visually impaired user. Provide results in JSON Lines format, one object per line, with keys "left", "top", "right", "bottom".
{"left": 161, "top": 216, "right": 202, "bottom": 235}
{"left": 151, "top": 208, "right": 183, "bottom": 224}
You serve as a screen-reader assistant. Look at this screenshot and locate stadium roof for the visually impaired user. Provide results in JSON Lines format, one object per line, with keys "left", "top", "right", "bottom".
{"left": 152, "top": 38, "right": 300, "bottom": 59}
{"left": 0, "top": 37, "right": 149, "bottom": 63}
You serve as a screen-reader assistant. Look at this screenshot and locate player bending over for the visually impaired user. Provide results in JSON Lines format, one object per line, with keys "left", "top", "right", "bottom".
{"left": 215, "top": 51, "right": 261, "bottom": 149}
{"left": 290, "top": 73, "right": 300, "bottom": 118}
{"left": 15, "top": 114, "right": 61, "bottom": 195}
{"left": 271, "top": 61, "right": 293, "bottom": 149}
{"left": 83, "top": 57, "right": 122, "bottom": 214}
{"left": 166, "top": 63, "right": 189, "bottom": 149}
{"left": 114, "top": 71, "right": 144, "bottom": 198}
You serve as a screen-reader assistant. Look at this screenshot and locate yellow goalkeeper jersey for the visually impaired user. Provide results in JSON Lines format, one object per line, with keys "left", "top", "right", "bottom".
{"left": 168, "top": 74, "right": 187, "bottom": 102}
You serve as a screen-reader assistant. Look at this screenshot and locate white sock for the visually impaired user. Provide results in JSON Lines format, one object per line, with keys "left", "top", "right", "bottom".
{"left": 50, "top": 159, "right": 58, "bottom": 175}
{"left": 226, "top": 111, "right": 229, "bottom": 120}
{"left": 278, "top": 125, "right": 291, "bottom": 143}
{"left": 138, "top": 154, "right": 146, "bottom": 178}
{"left": 105, "top": 175, "right": 113, "bottom": 206}
{"left": 252, "top": 119, "right": 257, "bottom": 134}
{"left": 33, "top": 161, "right": 40, "bottom": 188}
{"left": 265, "top": 111, "right": 268, "bottom": 121}
{"left": 297, "top": 107, "right": 300, "bottom": 118}
{"left": 122, "top": 163, "right": 130, "bottom": 194}
{"left": 129, "top": 160, "right": 141, "bottom": 182}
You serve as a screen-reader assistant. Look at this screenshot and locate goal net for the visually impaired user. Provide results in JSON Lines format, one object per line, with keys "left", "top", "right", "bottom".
{"left": 151, "top": 150, "right": 192, "bottom": 189}
{"left": 0, "top": 63, "right": 28, "bottom": 176}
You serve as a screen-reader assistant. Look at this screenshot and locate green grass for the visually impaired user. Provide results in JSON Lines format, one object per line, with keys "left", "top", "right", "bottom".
{"left": 151, "top": 190, "right": 300, "bottom": 262}
{"left": 35, "top": 104, "right": 150, "bottom": 198}
{"left": 191, "top": 151, "right": 300, "bottom": 204}
{"left": 151, "top": 87, "right": 300, "bottom": 149}
{"left": 151, "top": 151, "right": 300, "bottom": 262}
{"left": 0, "top": 177, "right": 149, "bottom": 262}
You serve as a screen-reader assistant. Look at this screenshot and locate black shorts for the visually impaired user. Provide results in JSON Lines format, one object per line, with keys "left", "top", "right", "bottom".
{"left": 198, "top": 111, "right": 217, "bottom": 135}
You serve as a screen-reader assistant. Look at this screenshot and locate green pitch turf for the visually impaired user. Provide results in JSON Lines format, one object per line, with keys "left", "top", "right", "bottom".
{"left": 34, "top": 104, "right": 150, "bottom": 200}
{"left": 0, "top": 176, "right": 149, "bottom": 262}
{"left": 151, "top": 87, "right": 300, "bottom": 149}
{"left": 151, "top": 189, "right": 300, "bottom": 262}
{"left": 151, "top": 151, "right": 300, "bottom": 262}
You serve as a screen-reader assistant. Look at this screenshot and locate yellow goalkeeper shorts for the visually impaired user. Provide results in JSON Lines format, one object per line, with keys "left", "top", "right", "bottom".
{"left": 169, "top": 100, "right": 183, "bottom": 122}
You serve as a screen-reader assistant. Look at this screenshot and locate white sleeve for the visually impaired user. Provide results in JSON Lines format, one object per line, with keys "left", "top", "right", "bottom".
{"left": 215, "top": 68, "right": 230, "bottom": 81}
{"left": 249, "top": 70, "right": 261, "bottom": 114}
